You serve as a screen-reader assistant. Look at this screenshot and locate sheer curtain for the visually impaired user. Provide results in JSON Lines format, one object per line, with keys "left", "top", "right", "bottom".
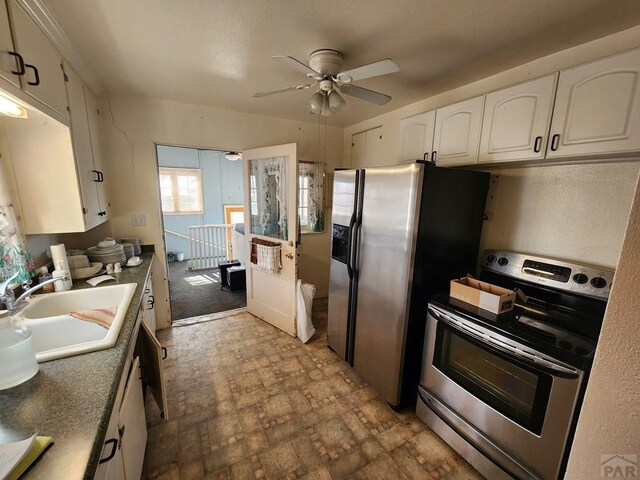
{"left": 0, "top": 168, "right": 35, "bottom": 283}
{"left": 299, "top": 161, "right": 325, "bottom": 232}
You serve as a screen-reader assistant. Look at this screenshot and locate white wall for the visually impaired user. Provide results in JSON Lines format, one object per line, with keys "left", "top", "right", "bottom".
{"left": 102, "top": 93, "right": 344, "bottom": 328}
{"left": 479, "top": 162, "right": 640, "bottom": 268}
{"left": 565, "top": 173, "right": 640, "bottom": 479}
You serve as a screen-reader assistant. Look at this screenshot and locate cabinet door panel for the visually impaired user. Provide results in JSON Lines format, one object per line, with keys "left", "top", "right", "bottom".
{"left": 548, "top": 48, "right": 640, "bottom": 157}
{"left": 94, "top": 401, "right": 126, "bottom": 480}
{"left": 119, "top": 356, "right": 147, "bottom": 480}
{"left": 433, "top": 96, "right": 484, "bottom": 166}
{"left": 398, "top": 111, "right": 435, "bottom": 163}
{"left": 7, "top": 0, "right": 68, "bottom": 117}
{"left": 479, "top": 74, "right": 556, "bottom": 163}
{"left": 365, "top": 126, "right": 385, "bottom": 166}
{"left": 140, "top": 320, "right": 168, "bottom": 419}
{"left": 84, "top": 86, "right": 110, "bottom": 219}
{"left": 66, "top": 66, "right": 102, "bottom": 229}
{"left": 351, "top": 131, "right": 366, "bottom": 168}
{"left": 0, "top": 3, "right": 20, "bottom": 88}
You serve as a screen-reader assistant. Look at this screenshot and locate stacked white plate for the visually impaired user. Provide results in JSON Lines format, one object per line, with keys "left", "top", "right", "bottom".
{"left": 87, "top": 244, "right": 127, "bottom": 266}
{"left": 120, "top": 237, "right": 141, "bottom": 256}
{"left": 67, "top": 255, "right": 90, "bottom": 269}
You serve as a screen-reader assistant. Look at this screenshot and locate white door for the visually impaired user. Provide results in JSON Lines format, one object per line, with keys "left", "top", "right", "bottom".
{"left": 547, "top": 48, "right": 640, "bottom": 158}
{"left": 85, "top": 85, "right": 110, "bottom": 219}
{"left": 350, "top": 131, "right": 366, "bottom": 168}
{"left": 479, "top": 74, "right": 557, "bottom": 164}
{"left": 398, "top": 110, "right": 436, "bottom": 163}
{"left": 243, "top": 143, "right": 298, "bottom": 336}
{"left": 433, "top": 96, "right": 485, "bottom": 166}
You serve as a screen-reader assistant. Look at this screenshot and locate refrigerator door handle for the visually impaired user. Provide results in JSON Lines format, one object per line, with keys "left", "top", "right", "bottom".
{"left": 346, "top": 210, "right": 356, "bottom": 279}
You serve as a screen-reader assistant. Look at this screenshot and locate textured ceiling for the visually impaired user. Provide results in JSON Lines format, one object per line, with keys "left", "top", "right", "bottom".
{"left": 45, "top": 0, "right": 640, "bottom": 127}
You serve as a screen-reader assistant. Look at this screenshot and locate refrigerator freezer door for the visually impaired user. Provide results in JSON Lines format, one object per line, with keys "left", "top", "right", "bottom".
{"left": 353, "top": 164, "right": 423, "bottom": 405}
{"left": 327, "top": 170, "right": 357, "bottom": 361}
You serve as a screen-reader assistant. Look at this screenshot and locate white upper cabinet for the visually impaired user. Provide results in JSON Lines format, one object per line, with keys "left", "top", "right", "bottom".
{"left": 479, "top": 75, "right": 557, "bottom": 164}
{"left": 351, "top": 127, "right": 385, "bottom": 167}
{"left": 0, "top": 3, "right": 20, "bottom": 89}
{"left": 547, "top": 48, "right": 640, "bottom": 158}
{"left": 6, "top": 0, "right": 69, "bottom": 118}
{"left": 398, "top": 110, "right": 435, "bottom": 164}
{"left": 66, "top": 66, "right": 103, "bottom": 229}
{"left": 85, "top": 85, "right": 110, "bottom": 219}
{"left": 433, "top": 96, "right": 485, "bottom": 166}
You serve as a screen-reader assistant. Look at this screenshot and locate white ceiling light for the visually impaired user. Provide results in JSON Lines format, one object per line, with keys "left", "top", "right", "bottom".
{"left": 308, "top": 91, "right": 324, "bottom": 114}
{"left": 327, "top": 90, "right": 345, "bottom": 113}
{"left": 0, "top": 92, "right": 27, "bottom": 118}
{"left": 225, "top": 151, "right": 241, "bottom": 161}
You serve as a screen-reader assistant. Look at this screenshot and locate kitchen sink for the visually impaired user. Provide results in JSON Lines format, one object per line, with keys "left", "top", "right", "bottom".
{"left": 16, "top": 283, "right": 137, "bottom": 362}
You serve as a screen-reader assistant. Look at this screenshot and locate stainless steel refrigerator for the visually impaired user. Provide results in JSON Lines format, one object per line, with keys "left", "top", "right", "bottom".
{"left": 327, "top": 163, "right": 489, "bottom": 407}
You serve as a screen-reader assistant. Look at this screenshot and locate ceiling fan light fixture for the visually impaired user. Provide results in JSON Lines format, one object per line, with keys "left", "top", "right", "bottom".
{"left": 328, "top": 90, "right": 345, "bottom": 113}
{"left": 320, "top": 96, "right": 334, "bottom": 116}
{"left": 309, "top": 91, "right": 325, "bottom": 114}
{"left": 225, "top": 151, "right": 241, "bottom": 161}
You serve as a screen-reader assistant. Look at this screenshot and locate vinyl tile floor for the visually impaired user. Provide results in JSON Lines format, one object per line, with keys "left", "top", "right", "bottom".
{"left": 142, "top": 300, "right": 483, "bottom": 480}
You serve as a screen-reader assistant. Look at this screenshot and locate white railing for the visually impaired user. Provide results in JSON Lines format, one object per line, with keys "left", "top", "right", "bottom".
{"left": 188, "top": 224, "right": 234, "bottom": 270}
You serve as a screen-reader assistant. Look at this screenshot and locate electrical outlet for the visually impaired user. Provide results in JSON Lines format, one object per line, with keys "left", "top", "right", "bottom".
{"left": 131, "top": 214, "right": 146, "bottom": 226}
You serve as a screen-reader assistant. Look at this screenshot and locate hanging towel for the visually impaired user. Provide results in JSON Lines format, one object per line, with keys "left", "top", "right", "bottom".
{"left": 71, "top": 306, "right": 117, "bottom": 329}
{"left": 250, "top": 237, "right": 280, "bottom": 264}
{"left": 256, "top": 244, "right": 282, "bottom": 274}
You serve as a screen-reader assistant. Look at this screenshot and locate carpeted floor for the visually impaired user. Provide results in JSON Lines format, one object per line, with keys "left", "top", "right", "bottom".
{"left": 168, "top": 261, "right": 246, "bottom": 321}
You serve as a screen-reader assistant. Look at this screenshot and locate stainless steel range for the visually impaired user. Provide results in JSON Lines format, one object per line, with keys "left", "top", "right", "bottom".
{"left": 416, "top": 250, "right": 614, "bottom": 480}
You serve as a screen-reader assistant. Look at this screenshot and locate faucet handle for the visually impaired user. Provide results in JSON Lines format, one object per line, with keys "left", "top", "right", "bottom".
{"left": 0, "top": 271, "right": 19, "bottom": 296}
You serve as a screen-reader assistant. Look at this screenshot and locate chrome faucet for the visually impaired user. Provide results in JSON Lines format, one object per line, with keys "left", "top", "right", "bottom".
{"left": 0, "top": 271, "right": 70, "bottom": 312}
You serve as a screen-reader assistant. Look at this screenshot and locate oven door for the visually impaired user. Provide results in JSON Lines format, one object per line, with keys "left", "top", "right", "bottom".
{"left": 421, "top": 305, "right": 584, "bottom": 480}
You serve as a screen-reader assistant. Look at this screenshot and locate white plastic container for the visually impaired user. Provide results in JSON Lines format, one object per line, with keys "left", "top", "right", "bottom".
{"left": 0, "top": 316, "right": 39, "bottom": 390}
{"left": 53, "top": 261, "right": 72, "bottom": 292}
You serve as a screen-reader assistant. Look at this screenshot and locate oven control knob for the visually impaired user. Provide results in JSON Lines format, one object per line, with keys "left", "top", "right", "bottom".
{"left": 487, "top": 254, "right": 497, "bottom": 264}
{"left": 573, "top": 273, "right": 588, "bottom": 285}
{"left": 590, "top": 277, "right": 607, "bottom": 289}
{"left": 497, "top": 257, "right": 509, "bottom": 266}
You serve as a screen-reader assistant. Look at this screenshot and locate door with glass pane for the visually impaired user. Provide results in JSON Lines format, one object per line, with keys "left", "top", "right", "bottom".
{"left": 242, "top": 143, "right": 298, "bottom": 336}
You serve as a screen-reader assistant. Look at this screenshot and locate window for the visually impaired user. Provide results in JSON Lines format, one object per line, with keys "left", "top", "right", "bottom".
{"left": 159, "top": 167, "right": 203, "bottom": 214}
{"left": 298, "top": 161, "right": 325, "bottom": 233}
{"left": 298, "top": 175, "right": 310, "bottom": 228}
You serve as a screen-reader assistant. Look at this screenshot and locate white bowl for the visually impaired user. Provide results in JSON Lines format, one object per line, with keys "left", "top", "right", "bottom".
{"left": 97, "top": 238, "right": 117, "bottom": 249}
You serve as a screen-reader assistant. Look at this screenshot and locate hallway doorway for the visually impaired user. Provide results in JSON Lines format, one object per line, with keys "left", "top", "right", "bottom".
{"left": 156, "top": 145, "right": 247, "bottom": 321}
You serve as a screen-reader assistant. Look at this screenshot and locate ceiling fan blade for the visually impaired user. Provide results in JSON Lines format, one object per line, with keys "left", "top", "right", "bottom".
{"left": 337, "top": 58, "right": 399, "bottom": 83}
{"left": 252, "top": 84, "right": 314, "bottom": 98}
{"left": 273, "top": 55, "right": 323, "bottom": 80}
{"left": 338, "top": 84, "right": 391, "bottom": 106}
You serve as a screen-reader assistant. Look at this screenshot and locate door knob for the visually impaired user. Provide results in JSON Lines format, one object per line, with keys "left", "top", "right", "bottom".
{"left": 284, "top": 252, "right": 294, "bottom": 260}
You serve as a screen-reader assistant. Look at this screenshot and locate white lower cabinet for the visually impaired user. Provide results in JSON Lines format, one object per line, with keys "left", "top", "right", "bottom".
{"left": 94, "top": 355, "right": 143, "bottom": 480}
{"left": 119, "top": 357, "right": 147, "bottom": 480}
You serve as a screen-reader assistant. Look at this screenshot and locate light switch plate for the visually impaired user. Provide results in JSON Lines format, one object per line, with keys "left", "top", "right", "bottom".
{"left": 131, "top": 214, "right": 146, "bottom": 226}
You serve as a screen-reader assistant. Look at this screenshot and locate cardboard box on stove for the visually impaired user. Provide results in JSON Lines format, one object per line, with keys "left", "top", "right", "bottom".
{"left": 450, "top": 274, "right": 516, "bottom": 314}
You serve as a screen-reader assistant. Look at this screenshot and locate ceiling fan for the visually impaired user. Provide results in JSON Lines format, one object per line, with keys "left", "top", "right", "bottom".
{"left": 252, "top": 49, "right": 399, "bottom": 116}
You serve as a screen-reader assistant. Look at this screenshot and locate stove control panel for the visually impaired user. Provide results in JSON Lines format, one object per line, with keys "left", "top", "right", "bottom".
{"left": 481, "top": 250, "right": 614, "bottom": 300}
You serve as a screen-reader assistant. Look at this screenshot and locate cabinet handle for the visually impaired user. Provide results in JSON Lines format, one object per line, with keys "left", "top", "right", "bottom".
{"left": 8, "top": 52, "right": 25, "bottom": 75}
{"left": 431, "top": 151, "right": 437, "bottom": 163}
{"left": 550, "top": 134, "right": 560, "bottom": 151}
{"left": 533, "top": 136, "right": 542, "bottom": 153}
{"left": 144, "top": 288, "right": 150, "bottom": 294}
{"left": 162, "top": 346, "right": 168, "bottom": 360}
{"left": 25, "top": 64, "right": 40, "bottom": 86}
{"left": 147, "top": 295, "right": 155, "bottom": 309}
{"left": 92, "top": 170, "right": 101, "bottom": 182}
{"left": 99, "top": 438, "right": 118, "bottom": 464}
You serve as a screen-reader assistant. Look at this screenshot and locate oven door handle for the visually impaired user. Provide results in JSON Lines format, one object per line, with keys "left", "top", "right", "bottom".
{"left": 428, "top": 306, "right": 579, "bottom": 377}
